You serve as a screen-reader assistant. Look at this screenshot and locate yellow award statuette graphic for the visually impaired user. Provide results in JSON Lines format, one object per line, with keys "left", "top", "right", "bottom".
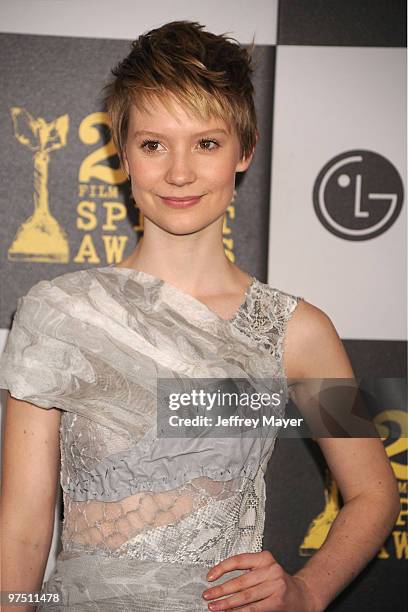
{"left": 8, "top": 108, "right": 70, "bottom": 262}
{"left": 299, "top": 468, "right": 340, "bottom": 556}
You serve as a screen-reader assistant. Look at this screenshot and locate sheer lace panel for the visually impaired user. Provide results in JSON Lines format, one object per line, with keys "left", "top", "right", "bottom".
{"left": 63, "top": 475, "right": 239, "bottom": 549}
{"left": 62, "top": 467, "right": 266, "bottom": 566}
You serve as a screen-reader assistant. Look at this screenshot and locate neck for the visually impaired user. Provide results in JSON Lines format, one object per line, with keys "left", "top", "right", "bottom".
{"left": 119, "top": 217, "right": 240, "bottom": 295}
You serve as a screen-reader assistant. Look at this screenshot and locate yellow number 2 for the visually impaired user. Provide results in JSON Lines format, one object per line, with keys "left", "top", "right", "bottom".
{"left": 79, "top": 112, "right": 127, "bottom": 185}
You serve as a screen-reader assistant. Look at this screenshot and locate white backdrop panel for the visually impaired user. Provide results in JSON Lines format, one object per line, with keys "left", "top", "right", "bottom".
{"left": 0, "top": 0, "right": 278, "bottom": 44}
{"left": 268, "top": 46, "right": 406, "bottom": 340}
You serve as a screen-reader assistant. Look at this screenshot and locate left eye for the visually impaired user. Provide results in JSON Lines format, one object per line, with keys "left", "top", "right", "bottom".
{"left": 199, "top": 139, "right": 219, "bottom": 150}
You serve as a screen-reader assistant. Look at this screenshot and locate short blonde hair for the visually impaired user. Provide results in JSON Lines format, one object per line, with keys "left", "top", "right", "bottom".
{"left": 104, "top": 20, "right": 258, "bottom": 168}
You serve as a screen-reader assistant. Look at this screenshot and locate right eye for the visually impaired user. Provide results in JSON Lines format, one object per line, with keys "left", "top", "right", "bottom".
{"left": 140, "top": 140, "right": 164, "bottom": 154}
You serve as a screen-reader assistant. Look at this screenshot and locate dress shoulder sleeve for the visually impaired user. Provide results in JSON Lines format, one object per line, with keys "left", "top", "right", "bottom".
{"left": 0, "top": 279, "right": 79, "bottom": 410}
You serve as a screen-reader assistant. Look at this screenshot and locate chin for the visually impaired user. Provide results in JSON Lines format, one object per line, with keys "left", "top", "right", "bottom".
{"left": 160, "top": 220, "right": 213, "bottom": 236}
{"left": 145, "top": 211, "right": 225, "bottom": 236}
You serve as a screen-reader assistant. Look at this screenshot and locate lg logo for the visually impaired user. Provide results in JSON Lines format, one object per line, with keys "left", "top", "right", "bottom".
{"left": 313, "top": 151, "right": 404, "bottom": 240}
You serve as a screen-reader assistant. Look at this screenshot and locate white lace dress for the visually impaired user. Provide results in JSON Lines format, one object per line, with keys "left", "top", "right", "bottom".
{"left": 0, "top": 266, "right": 302, "bottom": 611}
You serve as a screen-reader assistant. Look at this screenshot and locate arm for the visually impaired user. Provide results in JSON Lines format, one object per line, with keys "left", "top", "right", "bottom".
{"left": 1, "top": 392, "right": 61, "bottom": 612}
{"left": 285, "top": 301, "right": 400, "bottom": 610}
{"left": 201, "top": 300, "right": 400, "bottom": 611}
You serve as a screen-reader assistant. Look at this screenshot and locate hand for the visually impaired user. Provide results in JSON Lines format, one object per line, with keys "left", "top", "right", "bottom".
{"left": 201, "top": 550, "right": 321, "bottom": 611}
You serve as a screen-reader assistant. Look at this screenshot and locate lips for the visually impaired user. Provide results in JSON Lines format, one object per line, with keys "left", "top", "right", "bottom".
{"left": 159, "top": 195, "right": 203, "bottom": 208}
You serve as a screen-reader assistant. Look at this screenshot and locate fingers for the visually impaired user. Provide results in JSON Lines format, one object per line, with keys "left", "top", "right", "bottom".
{"left": 206, "top": 578, "right": 285, "bottom": 611}
{"left": 206, "top": 550, "right": 277, "bottom": 581}
{"left": 203, "top": 565, "right": 270, "bottom": 602}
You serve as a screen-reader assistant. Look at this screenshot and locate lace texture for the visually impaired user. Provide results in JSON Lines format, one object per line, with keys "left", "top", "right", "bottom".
{"left": 62, "top": 464, "right": 266, "bottom": 566}
{"left": 232, "top": 278, "right": 301, "bottom": 362}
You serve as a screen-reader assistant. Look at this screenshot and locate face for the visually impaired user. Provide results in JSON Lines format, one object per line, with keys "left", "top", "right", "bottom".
{"left": 123, "top": 95, "right": 255, "bottom": 236}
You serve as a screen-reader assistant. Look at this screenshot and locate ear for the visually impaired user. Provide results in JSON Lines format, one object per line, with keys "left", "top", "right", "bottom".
{"left": 235, "top": 131, "right": 259, "bottom": 173}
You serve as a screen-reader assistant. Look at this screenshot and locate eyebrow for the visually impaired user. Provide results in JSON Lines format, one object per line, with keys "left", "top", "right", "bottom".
{"left": 132, "top": 128, "right": 229, "bottom": 139}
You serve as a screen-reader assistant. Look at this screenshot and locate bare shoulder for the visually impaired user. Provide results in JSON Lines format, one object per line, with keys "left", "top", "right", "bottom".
{"left": 283, "top": 298, "right": 355, "bottom": 379}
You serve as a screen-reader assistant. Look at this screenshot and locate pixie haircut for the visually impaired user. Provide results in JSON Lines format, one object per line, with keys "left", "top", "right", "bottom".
{"left": 104, "top": 20, "right": 258, "bottom": 168}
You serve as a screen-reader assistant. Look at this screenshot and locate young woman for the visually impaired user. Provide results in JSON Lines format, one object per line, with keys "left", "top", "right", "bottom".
{"left": 1, "top": 20, "right": 399, "bottom": 612}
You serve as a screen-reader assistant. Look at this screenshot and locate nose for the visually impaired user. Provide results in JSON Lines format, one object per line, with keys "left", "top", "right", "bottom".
{"left": 164, "top": 149, "right": 197, "bottom": 186}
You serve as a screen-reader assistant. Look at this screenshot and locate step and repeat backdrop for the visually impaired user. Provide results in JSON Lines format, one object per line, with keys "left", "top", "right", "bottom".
{"left": 0, "top": 1, "right": 406, "bottom": 610}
